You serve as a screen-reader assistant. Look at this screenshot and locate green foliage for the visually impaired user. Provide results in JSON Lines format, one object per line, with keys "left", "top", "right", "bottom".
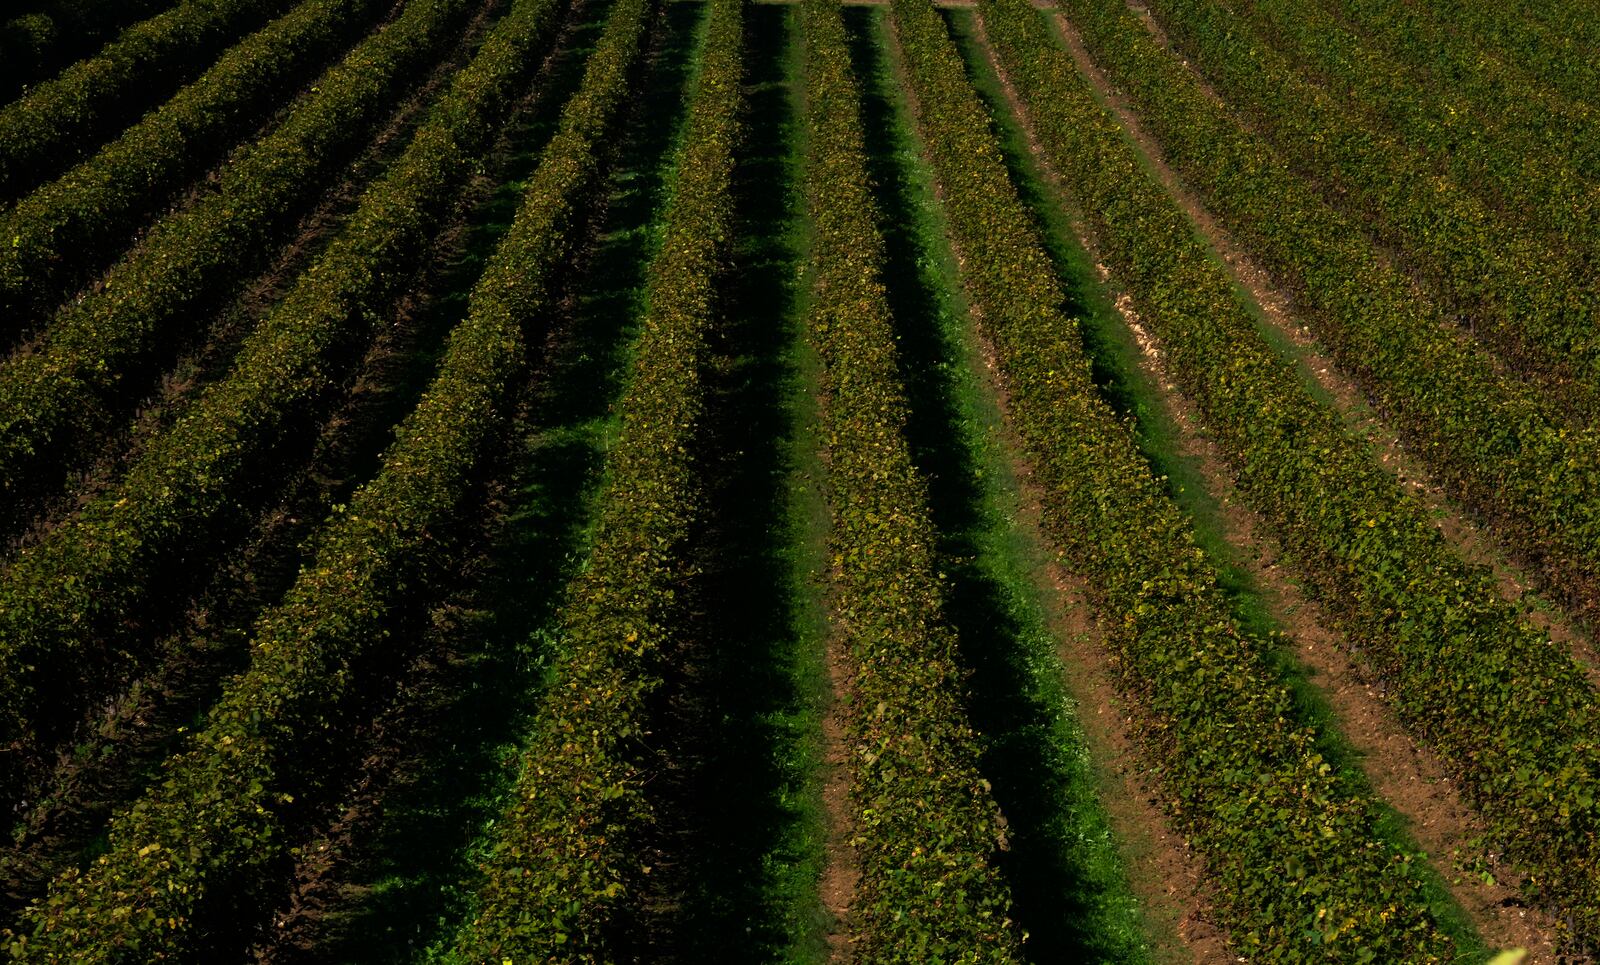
{"left": 1381, "top": 0, "right": 1600, "bottom": 129}
{"left": 1050, "top": 0, "right": 1600, "bottom": 943}
{"left": 0, "top": 0, "right": 474, "bottom": 506}
{"left": 449, "top": 0, "right": 736, "bottom": 956}
{"left": 1051, "top": 0, "right": 1600, "bottom": 634}
{"left": 0, "top": 0, "right": 389, "bottom": 328}
{"left": 0, "top": 0, "right": 641, "bottom": 953}
{"left": 1231, "top": 0, "right": 1600, "bottom": 286}
{"left": 0, "top": 0, "right": 179, "bottom": 102}
{"left": 891, "top": 0, "right": 1452, "bottom": 957}
{"left": 1138, "top": 0, "right": 1600, "bottom": 407}
{"left": 0, "top": 0, "right": 568, "bottom": 819}
{"left": 795, "top": 2, "right": 1024, "bottom": 960}
{"left": 0, "top": 0, "right": 296, "bottom": 203}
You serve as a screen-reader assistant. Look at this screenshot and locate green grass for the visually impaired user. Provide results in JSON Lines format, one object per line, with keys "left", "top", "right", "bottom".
{"left": 938, "top": 7, "right": 1244, "bottom": 590}
{"left": 847, "top": 6, "right": 1153, "bottom": 962}
{"left": 0, "top": 0, "right": 619, "bottom": 933}
{"left": 662, "top": 4, "right": 831, "bottom": 959}
{"left": 269, "top": 3, "right": 709, "bottom": 957}
{"left": 940, "top": 8, "right": 1495, "bottom": 960}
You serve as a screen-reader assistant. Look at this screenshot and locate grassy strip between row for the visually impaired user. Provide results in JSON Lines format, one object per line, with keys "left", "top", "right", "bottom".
{"left": 853, "top": 7, "right": 1153, "bottom": 957}
{"left": 806, "top": 1, "right": 1030, "bottom": 960}
{"left": 0, "top": 0, "right": 391, "bottom": 327}
{"left": 0, "top": 0, "right": 474, "bottom": 506}
{"left": 1138, "top": 0, "right": 1600, "bottom": 406}
{"left": 0, "top": 0, "right": 294, "bottom": 202}
{"left": 1, "top": 0, "right": 643, "bottom": 954}
{"left": 890, "top": 0, "right": 1455, "bottom": 958}
{"left": 445, "top": 0, "right": 731, "bottom": 956}
{"left": 1053, "top": 0, "right": 1600, "bottom": 635}
{"left": 0, "top": 0, "right": 568, "bottom": 819}
{"left": 798, "top": 1, "right": 1023, "bottom": 959}
{"left": 0, "top": 0, "right": 174, "bottom": 102}
{"left": 988, "top": 0, "right": 1600, "bottom": 945}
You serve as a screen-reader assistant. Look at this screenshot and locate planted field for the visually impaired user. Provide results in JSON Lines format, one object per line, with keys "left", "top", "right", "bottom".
{"left": 0, "top": 0, "right": 1596, "bottom": 960}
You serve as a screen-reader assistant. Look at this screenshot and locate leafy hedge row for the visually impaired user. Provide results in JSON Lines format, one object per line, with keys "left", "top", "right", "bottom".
{"left": 0, "top": 0, "right": 174, "bottom": 102}
{"left": 1233, "top": 0, "right": 1600, "bottom": 263}
{"left": 890, "top": 0, "right": 1453, "bottom": 958}
{"left": 985, "top": 0, "right": 1600, "bottom": 944}
{"left": 0, "top": 0, "right": 295, "bottom": 202}
{"left": 1136, "top": 0, "right": 1600, "bottom": 402}
{"left": 797, "top": 1, "right": 1023, "bottom": 958}
{"left": 449, "top": 0, "right": 730, "bottom": 957}
{"left": 0, "top": 0, "right": 473, "bottom": 506}
{"left": 1419, "top": 0, "right": 1600, "bottom": 120}
{"left": 2, "top": 0, "right": 635, "bottom": 954}
{"left": 0, "top": 0, "right": 390, "bottom": 328}
{"left": 1054, "top": 0, "right": 1600, "bottom": 633}
{"left": 0, "top": 0, "right": 568, "bottom": 811}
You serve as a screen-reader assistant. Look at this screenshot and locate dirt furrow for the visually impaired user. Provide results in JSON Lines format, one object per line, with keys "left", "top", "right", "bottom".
{"left": 964, "top": 6, "right": 1566, "bottom": 956}
{"left": 0, "top": 0, "right": 524, "bottom": 922}
{"left": 1047, "top": 3, "right": 1600, "bottom": 682}
{"left": 967, "top": 320, "right": 1234, "bottom": 963}
{"left": 876, "top": 7, "right": 1229, "bottom": 962}
{"left": 250, "top": 7, "right": 717, "bottom": 956}
{"left": 2, "top": 0, "right": 485, "bottom": 556}
{"left": 817, "top": 637, "right": 860, "bottom": 961}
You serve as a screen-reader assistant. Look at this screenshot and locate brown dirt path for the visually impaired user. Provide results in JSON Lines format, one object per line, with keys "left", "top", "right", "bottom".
{"left": 1052, "top": 0, "right": 1600, "bottom": 675}
{"left": 817, "top": 630, "right": 860, "bottom": 961}
{"left": 788, "top": 10, "right": 864, "bottom": 959}
{"left": 963, "top": 6, "right": 1572, "bottom": 958}
{"left": 877, "top": 6, "right": 1232, "bottom": 962}
{"left": 982, "top": 330, "right": 1235, "bottom": 964}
